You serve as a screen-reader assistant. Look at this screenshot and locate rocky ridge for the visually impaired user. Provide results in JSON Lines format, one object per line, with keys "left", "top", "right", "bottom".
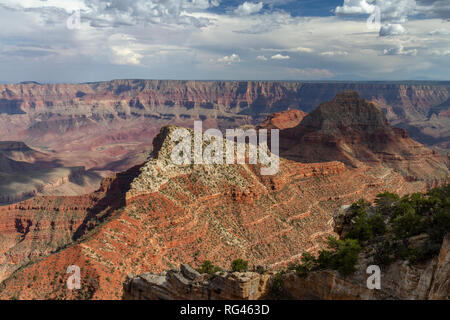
{"left": 0, "top": 127, "right": 424, "bottom": 299}
{"left": 280, "top": 91, "right": 449, "bottom": 182}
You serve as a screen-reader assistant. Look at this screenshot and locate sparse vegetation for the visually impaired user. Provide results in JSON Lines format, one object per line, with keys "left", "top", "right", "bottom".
{"left": 231, "top": 259, "right": 248, "bottom": 272}
{"left": 291, "top": 185, "right": 449, "bottom": 277}
{"left": 293, "top": 237, "right": 361, "bottom": 277}
{"left": 197, "top": 260, "right": 222, "bottom": 274}
{"left": 269, "top": 271, "right": 286, "bottom": 299}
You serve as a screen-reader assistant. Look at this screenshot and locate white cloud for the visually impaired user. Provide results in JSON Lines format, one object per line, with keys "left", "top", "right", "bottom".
{"left": 217, "top": 53, "right": 241, "bottom": 64}
{"left": 1, "top": 0, "right": 219, "bottom": 28}
{"left": 416, "top": 0, "right": 450, "bottom": 20}
{"left": 108, "top": 34, "right": 144, "bottom": 65}
{"left": 335, "top": 0, "right": 417, "bottom": 37}
{"left": 234, "top": 2, "right": 264, "bottom": 16}
{"left": 256, "top": 55, "right": 268, "bottom": 61}
{"left": 430, "top": 49, "right": 450, "bottom": 56}
{"left": 335, "top": 0, "right": 376, "bottom": 15}
{"left": 1, "top": 0, "right": 87, "bottom": 12}
{"left": 0, "top": 2, "right": 449, "bottom": 81}
{"left": 289, "top": 47, "right": 314, "bottom": 53}
{"left": 383, "top": 44, "right": 417, "bottom": 56}
{"left": 379, "top": 24, "right": 407, "bottom": 36}
{"left": 271, "top": 54, "right": 290, "bottom": 60}
{"left": 320, "top": 51, "right": 349, "bottom": 56}
{"left": 429, "top": 28, "right": 450, "bottom": 35}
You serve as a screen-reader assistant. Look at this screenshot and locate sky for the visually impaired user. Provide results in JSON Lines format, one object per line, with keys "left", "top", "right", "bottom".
{"left": 0, "top": 0, "right": 449, "bottom": 83}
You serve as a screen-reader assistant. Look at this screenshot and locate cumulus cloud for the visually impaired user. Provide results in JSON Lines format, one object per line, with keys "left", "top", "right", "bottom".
{"left": 320, "top": 51, "right": 349, "bottom": 56}
{"left": 234, "top": 2, "right": 264, "bottom": 16}
{"left": 289, "top": 47, "right": 314, "bottom": 53}
{"left": 383, "top": 44, "right": 417, "bottom": 56}
{"left": 271, "top": 54, "right": 290, "bottom": 60}
{"left": 335, "top": 0, "right": 376, "bottom": 15}
{"left": 217, "top": 53, "right": 241, "bottom": 64}
{"left": 379, "top": 24, "right": 407, "bottom": 36}
{"left": 1, "top": 0, "right": 219, "bottom": 28}
{"left": 0, "top": 1, "right": 449, "bottom": 81}
{"left": 416, "top": 0, "right": 450, "bottom": 20}
{"left": 335, "top": 0, "right": 417, "bottom": 36}
{"left": 108, "top": 34, "right": 144, "bottom": 65}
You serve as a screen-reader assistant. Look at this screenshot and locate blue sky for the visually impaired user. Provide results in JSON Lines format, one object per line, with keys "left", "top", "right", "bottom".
{"left": 0, "top": 0, "right": 449, "bottom": 83}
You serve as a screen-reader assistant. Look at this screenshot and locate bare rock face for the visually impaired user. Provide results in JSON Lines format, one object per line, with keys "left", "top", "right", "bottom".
{"left": 123, "top": 265, "right": 275, "bottom": 300}
{"left": 280, "top": 91, "right": 449, "bottom": 182}
{"left": 257, "top": 109, "right": 307, "bottom": 130}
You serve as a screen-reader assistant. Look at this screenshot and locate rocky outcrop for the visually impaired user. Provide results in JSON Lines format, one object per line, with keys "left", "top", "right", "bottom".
{"left": 280, "top": 91, "right": 449, "bottom": 182}
{"left": 123, "top": 264, "right": 275, "bottom": 300}
{"left": 257, "top": 109, "right": 307, "bottom": 130}
{"left": 123, "top": 235, "right": 449, "bottom": 300}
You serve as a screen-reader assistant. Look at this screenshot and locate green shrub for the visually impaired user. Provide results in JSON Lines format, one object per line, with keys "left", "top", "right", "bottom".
{"left": 392, "top": 210, "right": 423, "bottom": 239}
{"left": 392, "top": 200, "right": 415, "bottom": 219}
{"left": 198, "top": 260, "right": 222, "bottom": 274}
{"left": 255, "top": 265, "right": 266, "bottom": 274}
{"left": 345, "top": 212, "right": 373, "bottom": 242}
{"left": 374, "top": 192, "right": 399, "bottom": 215}
{"left": 295, "top": 252, "right": 317, "bottom": 277}
{"left": 231, "top": 259, "right": 248, "bottom": 272}
{"left": 368, "top": 214, "right": 386, "bottom": 236}
{"left": 373, "top": 241, "right": 393, "bottom": 266}
{"left": 325, "top": 237, "right": 361, "bottom": 276}
{"left": 270, "top": 271, "right": 286, "bottom": 299}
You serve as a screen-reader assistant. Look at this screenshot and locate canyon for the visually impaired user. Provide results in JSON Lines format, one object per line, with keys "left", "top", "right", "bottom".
{"left": 0, "top": 80, "right": 449, "bottom": 203}
{"left": 0, "top": 141, "right": 101, "bottom": 204}
{"left": 0, "top": 92, "right": 447, "bottom": 299}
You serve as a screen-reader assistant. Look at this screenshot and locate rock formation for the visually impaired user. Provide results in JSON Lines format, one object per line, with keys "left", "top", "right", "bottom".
{"left": 123, "top": 233, "right": 449, "bottom": 300}
{"left": 0, "top": 124, "right": 429, "bottom": 299}
{"left": 123, "top": 264, "right": 276, "bottom": 300}
{"left": 257, "top": 109, "right": 307, "bottom": 130}
{"left": 0, "top": 80, "right": 448, "bottom": 201}
{"left": 280, "top": 91, "right": 449, "bottom": 182}
{"left": 0, "top": 91, "right": 447, "bottom": 299}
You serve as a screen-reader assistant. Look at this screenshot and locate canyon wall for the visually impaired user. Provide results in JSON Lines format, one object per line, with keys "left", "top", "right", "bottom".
{"left": 0, "top": 80, "right": 448, "bottom": 203}
{"left": 0, "top": 80, "right": 448, "bottom": 173}
{"left": 122, "top": 235, "right": 449, "bottom": 300}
